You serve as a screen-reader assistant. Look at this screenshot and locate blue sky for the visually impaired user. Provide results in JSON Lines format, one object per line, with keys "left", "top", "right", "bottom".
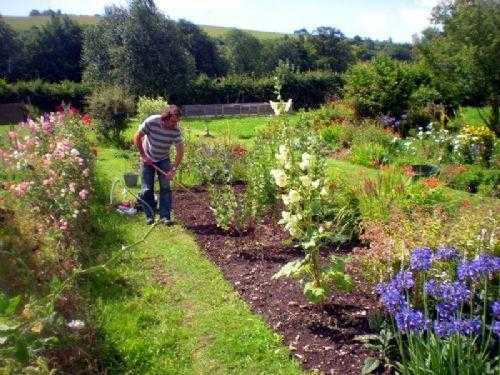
{"left": 0, "top": 0, "right": 439, "bottom": 42}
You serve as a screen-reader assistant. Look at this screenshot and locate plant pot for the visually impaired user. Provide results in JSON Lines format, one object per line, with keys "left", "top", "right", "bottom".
{"left": 123, "top": 172, "right": 138, "bottom": 187}
{"left": 411, "top": 164, "right": 439, "bottom": 178}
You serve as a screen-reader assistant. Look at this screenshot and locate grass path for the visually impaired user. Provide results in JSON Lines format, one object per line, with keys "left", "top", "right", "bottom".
{"left": 85, "top": 147, "right": 302, "bottom": 374}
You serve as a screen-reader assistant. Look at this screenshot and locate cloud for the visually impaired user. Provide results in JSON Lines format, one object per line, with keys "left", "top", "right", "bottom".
{"left": 414, "top": 0, "right": 440, "bottom": 9}
{"left": 399, "top": 7, "right": 433, "bottom": 33}
{"left": 155, "top": 0, "right": 243, "bottom": 11}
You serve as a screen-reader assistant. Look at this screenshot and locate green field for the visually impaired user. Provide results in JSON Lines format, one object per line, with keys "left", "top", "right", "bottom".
{"left": 3, "top": 15, "right": 286, "bottom": 39}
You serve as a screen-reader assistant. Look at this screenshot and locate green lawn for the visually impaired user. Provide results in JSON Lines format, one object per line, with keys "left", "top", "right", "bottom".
{"left": 124, "top": 115, "right": 296, "bottom": 148}
{"left": 85, "top": 146, "right": 302, "bottom": 374}
{"left": 460, "top": 106, "right": 492, "bottom": 125}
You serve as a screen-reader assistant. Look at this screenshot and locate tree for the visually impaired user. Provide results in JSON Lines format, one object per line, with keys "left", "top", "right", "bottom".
{"left": 262, "top": 35, "right": 313, "bottom": 73}
{"left": 308, "top": 27, "right": 353, "bottom": 72}
{"left": 0, "top": 16, "right": 22, "bottom": 80}
{"left": 221, "top": 29, "right": 264, "bottom": 75}
{"left": 29, "top": 10, "right": 41, "bottom": 16}
{"left": 21, "top": 15, "right": 83, "bottom": 81}
{"left": 177, "top": 19, "right": 226, "bottom": 77}
{"left": 416, "top": 0, "right": 500, "bottom": 134}
{"left": 82, "top": 0, "right": 195, "bottom": 100}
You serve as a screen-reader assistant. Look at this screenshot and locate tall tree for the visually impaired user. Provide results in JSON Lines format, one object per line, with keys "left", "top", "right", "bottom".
{"left": 221, "top": 29, "right": 264, "bottom": 75}
{"left": 21, "top": 15, "right": 83, "bottom": 81}
{"left": 417, "top": 0, "right": 500, "bottom": 134}
{"left": 82, "top": 0, "right": 195, "bottom": 100}
{"left": 0, "top": 15, "right": 22, "bottom": 80}
{"left": 308, "top": 27, "right": 353, "bottom": 72}
{"left": 262, "top": 35, "right": 313, "bottom": 73}
{"left": 177, "top": 19, "right": 226, "bottom": 77}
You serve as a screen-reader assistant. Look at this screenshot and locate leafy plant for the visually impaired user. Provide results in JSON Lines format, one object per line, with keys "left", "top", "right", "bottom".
{"left": 270, "top": 142, "right": 356, "bottom": 303}
{"left": 136, "top": 96, "right": 168, "bottom": 120}
{"left": 86, "top": 85, "right": 135, "bottom": 140}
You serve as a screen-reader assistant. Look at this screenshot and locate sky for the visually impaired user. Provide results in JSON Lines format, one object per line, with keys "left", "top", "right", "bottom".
{"left": 0, "top": 0, "right": 440, "bottom": 42}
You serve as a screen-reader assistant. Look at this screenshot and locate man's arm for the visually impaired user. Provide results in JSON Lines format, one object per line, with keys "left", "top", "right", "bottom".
{"left": 133, "top": 131, "right": 153, "bottom": 164}
{"left": 166, "top": 142, "right": 183, "bottom": 180}
{"left": 173, "top": 142, "right": 184, "bottom": 170}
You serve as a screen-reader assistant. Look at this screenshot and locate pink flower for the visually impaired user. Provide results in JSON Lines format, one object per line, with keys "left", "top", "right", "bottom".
{"left": 69, "top": 182, "right": 76, "bottom": 193}
{"left": 42, "top": 178, "right": 52, "bottom": 186}
{"left": 8, "top": 131, "right": 16, "bottom": 141}
{"left": 13, "top": 181, "right": 30, "bottom": 197}
{"left": 79, "top": 189, "right": 89, "bottom": 200}
{"left": 77, "top": 157, "right": 85, "bottom": 166}
{"left": 59, "top": 220, "right": 68, "bottom": 231}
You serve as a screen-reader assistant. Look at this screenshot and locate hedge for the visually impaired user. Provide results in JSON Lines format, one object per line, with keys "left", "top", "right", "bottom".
{"left": 0, "top": 71, "right": 342, "bottom": 112}
{"left": 179, "top": 71, "right": 342, "bottom": 108}
{"left": 0, "top": 79, "right": 91, "bottom": 112}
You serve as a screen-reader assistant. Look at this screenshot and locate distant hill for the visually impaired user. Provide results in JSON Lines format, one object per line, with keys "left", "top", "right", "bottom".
{"left": 3, "top": 15, "right": 286, "bottom": 40}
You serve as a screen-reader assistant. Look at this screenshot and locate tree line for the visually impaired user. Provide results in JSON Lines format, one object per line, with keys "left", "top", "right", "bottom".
{"left": 0, "top": 1, "right": 412, "bottom": 85}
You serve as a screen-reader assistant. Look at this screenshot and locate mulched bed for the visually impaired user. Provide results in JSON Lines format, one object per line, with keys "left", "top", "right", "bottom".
{"left": 172, "top": 185, "right": 381, "bottom": 374}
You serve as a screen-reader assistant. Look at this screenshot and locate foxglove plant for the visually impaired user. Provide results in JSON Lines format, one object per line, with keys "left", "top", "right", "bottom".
{"left": 271, "top": 141, "right": 355, "bottom": 303}
{"left": 377, "top": 247, "right": 500, "bottom": 374}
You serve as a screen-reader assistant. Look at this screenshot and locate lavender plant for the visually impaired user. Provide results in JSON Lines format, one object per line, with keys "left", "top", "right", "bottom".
{"left": 376, "top": 247, "right": 500, "bottom": 374}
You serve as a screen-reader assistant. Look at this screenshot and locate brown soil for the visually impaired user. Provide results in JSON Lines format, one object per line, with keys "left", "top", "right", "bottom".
{"left": 173, "top": 186, "right": 380, "bottom": 375}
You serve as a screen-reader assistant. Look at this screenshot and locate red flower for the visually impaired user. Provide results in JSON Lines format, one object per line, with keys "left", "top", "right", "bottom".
{"left": 81, "top": 114, "right": 91, "bottom": 125}
{"left": 69, "top": 106, "right": 78, "bottom": 115}
{"left": 232, "top": 145, "right": 248, "bottom": 158}
{"left": 421, "top": 176, "right": 440, "bottom": 189}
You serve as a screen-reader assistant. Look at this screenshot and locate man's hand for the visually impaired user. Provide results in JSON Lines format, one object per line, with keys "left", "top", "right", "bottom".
{"left": 165, "top": 168, "right": 176, "bottom": 180}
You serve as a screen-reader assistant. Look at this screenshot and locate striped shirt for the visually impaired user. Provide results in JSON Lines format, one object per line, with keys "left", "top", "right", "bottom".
{"left": 139, "top": 115, "right": 182, "bottom": 162}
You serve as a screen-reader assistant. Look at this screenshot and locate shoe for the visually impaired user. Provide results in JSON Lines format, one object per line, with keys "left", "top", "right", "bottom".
{"left": 160, "top": 217, "right": 174, "bottom": 226}
{"left": 146, "top": 217, "right": 155, "bottom": 225}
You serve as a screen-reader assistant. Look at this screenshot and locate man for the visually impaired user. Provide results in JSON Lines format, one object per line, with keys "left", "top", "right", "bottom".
{"left": 133, "top": 105, "right": 184, "bottom": 225}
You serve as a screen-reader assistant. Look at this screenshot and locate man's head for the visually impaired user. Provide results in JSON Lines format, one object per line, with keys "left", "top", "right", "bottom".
{"left": 160, "top": 105, "right": 182, "bottom": 128}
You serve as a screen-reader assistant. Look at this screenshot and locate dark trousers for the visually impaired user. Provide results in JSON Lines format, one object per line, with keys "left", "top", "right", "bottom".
{"left": 139, "top": 159, "right": 172, "bottom": 220}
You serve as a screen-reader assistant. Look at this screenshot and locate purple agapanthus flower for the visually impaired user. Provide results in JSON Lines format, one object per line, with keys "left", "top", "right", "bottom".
{"left": 410, "top": 248, "right": 433, "bottom": 271}
{"left": 457, "top": 255, "right": 499, "bottom": 281}
{"left": 392, "top": 271, "right": 414, "bottom": 291}
{"left": 395, "top": 306, "right": 428, "bottom": 333}
{"left": 424, "top": 280, "right": 470, "bottom": 306}
{"left": 436, "top": 302, "right": 459, "bottom": 320}
{"left": 453, "top": 318, "right": 481, "bottom": 336}
{"left": 434, "top": 318, "right": 481, "bottom": 337}
{"left": 379, "top": 115, "right": 396, "bottom": 127}
{"left": 434, "top": 320, "right": 453, "bottom": 337}
{"left": 491, "top": 301, "right": 500, "bottom": 318}
{"left": 492, "top": 320, "right": 500, "bottom": 337}
{"left": 434, "top": 246, "right": 459, "bottom": 261}
{"left": 377, "top": 282, "right": 407, "bottom": 314}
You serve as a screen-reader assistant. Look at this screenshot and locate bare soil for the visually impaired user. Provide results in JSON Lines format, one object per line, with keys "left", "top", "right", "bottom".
{"left": 173, "top": 186, "right": 380, "bottom": 374}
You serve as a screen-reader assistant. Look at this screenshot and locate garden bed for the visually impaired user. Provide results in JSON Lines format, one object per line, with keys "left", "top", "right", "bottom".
{"left": 173, "top": 186, "right": 379, "bottom": 374}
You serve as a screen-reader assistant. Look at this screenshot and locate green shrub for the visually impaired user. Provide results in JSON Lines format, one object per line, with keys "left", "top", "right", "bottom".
{"left": 320, "top": 124, "right": 354, "bottom": 149}
{"left": 86, "top": 86, "right": 135, "bottom": 140}
{"left": 343, "top": 55, "right": 429, "bottom": 118}
{"left": 350, "top": 142, "right": 390, "bottom": 167}
{"left": 447, "top": 165, "right": 500, "bottom": 196}
{"left": 408, "top": 85, "right": 442, "bottom": 109}
{"left": 351, "top": 121, "right": 394, "bottom": 148}
{"left": 136, "top": 96, "right": 168, "bottom": 120}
